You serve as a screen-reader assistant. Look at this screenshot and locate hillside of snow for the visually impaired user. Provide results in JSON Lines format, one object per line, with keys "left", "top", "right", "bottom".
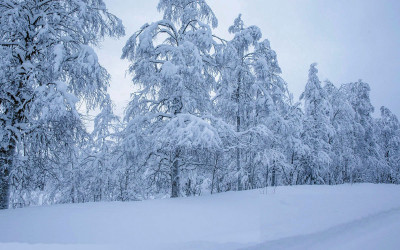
{"left": 0, "top": 184, "right": 399, "bottom": 250}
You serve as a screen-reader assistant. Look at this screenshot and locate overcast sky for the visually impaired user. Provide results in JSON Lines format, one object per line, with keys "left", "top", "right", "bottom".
{"left": 98, "top": 0, "right": 400, "bottom": 118}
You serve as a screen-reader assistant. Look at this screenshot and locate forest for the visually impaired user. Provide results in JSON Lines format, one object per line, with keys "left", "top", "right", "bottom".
{"left": 0, "top": 0, "right": 399, "bottom": 209}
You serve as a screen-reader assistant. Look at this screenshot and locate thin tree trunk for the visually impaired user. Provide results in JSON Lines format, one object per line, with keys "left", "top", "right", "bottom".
{"left": 0, "top": 168, "right": 10, "bottom": 209}
{"left": 236, "top": 147, "right": 241, "bottom": 191}
{"left": 0, "top": 144, "right": 14, "bottom": 210}
{"left": 171, "top": 148, "right": 180, "bottom": 198}
{"left": 211, "top": 153, "right": 219, "bottom": 195}
{"left": 236, "top": 70, "right": 242, "bottom": 191}
{"left": 271, "top": 161, "right": 276, "bottom": 187}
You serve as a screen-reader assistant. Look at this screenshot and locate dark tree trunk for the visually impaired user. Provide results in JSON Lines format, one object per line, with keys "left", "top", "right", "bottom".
{"left": 236, "top": 71, "right": 242, "bottom": 191}
{"left": 211, "top": 154, "right": 219, "bottom": 195}
{"left": 0, "top": 168, "right": 10, "bottom": 210}
{"left": 271, "top": 162, "right": 276, "bottom": 187}
{"left": 0, "top": 145, "right": 14, "bottom": 209}
{"left": 171, "top": 149, "right": 180, "bottom": 198}
{"left": 171, "top": 97, "right": 183, "bottom": 198}
{"left": 236, "top": 147, "right": 241, "bottom": 191}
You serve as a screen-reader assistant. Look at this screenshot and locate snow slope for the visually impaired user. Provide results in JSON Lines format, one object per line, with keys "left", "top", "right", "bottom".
{"left": 0, "top": 184, "right": 399, "bottom": 250}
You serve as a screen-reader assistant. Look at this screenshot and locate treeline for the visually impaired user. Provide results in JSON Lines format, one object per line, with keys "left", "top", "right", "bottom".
{"left": 0, "top": 0, "right": 399, "bottom": 209}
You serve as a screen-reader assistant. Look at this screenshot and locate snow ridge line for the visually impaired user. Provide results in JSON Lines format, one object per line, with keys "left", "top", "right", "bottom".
{"left": 243, "top": 206, "right": 400, "bottom": 250}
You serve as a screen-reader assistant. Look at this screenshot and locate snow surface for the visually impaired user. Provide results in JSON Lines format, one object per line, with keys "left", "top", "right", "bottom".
{"left": 0, "top": 184, "right": 399, "bottom": 250}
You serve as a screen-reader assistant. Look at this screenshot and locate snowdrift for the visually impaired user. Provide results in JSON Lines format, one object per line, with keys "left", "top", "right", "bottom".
{"left": 0, "top": 184, "right": 399, "bottom": 250}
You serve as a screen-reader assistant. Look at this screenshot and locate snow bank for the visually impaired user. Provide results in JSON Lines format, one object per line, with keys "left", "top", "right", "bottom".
{"left": 0, "top": 184, "right": 399, "bottom": 250}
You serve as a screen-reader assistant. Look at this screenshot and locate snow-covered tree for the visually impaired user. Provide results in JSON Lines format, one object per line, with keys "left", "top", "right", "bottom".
{"left": 299, "top": 64, "right": 333, "bottom": 184}
{"left": 377, "top": 106, "right": 400, "bottom": 183}
{"left": 122, "top": 0, "right": 221, "bottom": 198}
{"left": 324, "top": 81, "right": 356, "bottom": 184}
{"left": 282, "top": 104, "right": 309, "bottom": 185}
{"left": 213, "top": 14, "right": 294, "bottom": 190}
{"left": 80, "top": 96, "right": 121, "bottom": 202}
{"left": 0, "top": 0, "right": 124, "bottom": 209}
{"left": 341, "top": 80, "right": 380, "bottom": 182}
{"left": 252, "top": 39, "right": 293, "bottom": 188}
{"left": 215, "top": 15, "right": 261, "bottom": 190}
{"left": 225, "top": 15, "right": 262, "bottom": 190}
{"left": 1, "top": 0, "right": 396, "bottom": 208}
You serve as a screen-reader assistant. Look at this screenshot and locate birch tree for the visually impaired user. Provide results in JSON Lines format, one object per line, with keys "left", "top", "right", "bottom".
{"left": 0, "top": 0, "right": 124, "bottom": 208}
{"left": 122, "top": 0, "right": 221, "bottom": 198}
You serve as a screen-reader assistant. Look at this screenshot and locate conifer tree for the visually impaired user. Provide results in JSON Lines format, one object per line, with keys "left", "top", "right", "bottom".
{"left": 300, "top": 64, "right": 333, "bottom": 184}
{"left": 341, "top": 80, "right": 380, "bottom": 182}
{"left": 324, "top": 81, "right": 356, "bottom": 184}
{"left": 377, "top": 106, "right": 400, "bottom": 183}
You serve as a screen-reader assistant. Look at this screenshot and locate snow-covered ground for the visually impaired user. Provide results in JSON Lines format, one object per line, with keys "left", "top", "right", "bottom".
{"left": 0, "top": 184, "right": 399, "bottom": 250}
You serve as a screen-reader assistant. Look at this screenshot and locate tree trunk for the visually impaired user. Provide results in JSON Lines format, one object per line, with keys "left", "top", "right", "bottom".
{"left": 236, "top": 70, "right": 242, "bottom": 191}
{"left": 236, "top": 147, "right": 241, "bottom": 191}
{"left": 271, "top": 161, "right": 276, "bottom": 187}
{"left": 171, "top": 149, "right": 180, "bottom": 198}
{"left": 211, "top": 153, "right": 219, "bottom": 195}
{"left": 0, "top": 168, "right": 10, "bottom": 209}
{"left": 0, "top": 144, "right": 14, "bottom": 210}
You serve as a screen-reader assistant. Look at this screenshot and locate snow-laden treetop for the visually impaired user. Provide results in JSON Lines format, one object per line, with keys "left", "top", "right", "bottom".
{"left": 157, "top": 0, "right": 218, "bottom": 28}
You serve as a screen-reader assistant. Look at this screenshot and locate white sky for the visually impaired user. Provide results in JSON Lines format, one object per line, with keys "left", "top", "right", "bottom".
{"left": 97, "top": 0, "right": 400, "bottom": 118}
